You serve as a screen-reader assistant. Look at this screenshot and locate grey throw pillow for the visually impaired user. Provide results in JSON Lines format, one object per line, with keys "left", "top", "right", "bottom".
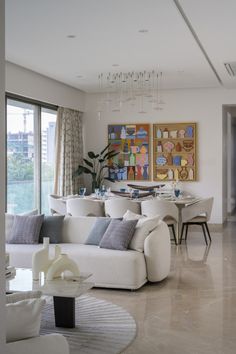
{"left": 99, "top": 219, "right": 138, "bottom": 251}
{"left": 39, "top": 215, "right": 65, "bottom": 243}
{"left": 8, "top": 214, "right": 44, "bottom": 244}
{"left": 85, "top": 217, "right": 111, "bottom": 245}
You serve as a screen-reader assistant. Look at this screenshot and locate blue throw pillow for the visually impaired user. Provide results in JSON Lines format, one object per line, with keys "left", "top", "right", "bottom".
{"left": 85, "top": 218, "right": 112, "bottom": 246}
{"left": 39, "top": 215, "right": 65, "bottom": 243}
{"left": 99, "top": 219, "right": 138, "bottom": 251}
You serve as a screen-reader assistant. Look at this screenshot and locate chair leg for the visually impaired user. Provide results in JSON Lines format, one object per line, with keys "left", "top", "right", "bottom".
{"left": 180, "top": 224, "right": 185, "bottom": 244}
{"left": 204, "top": 222, "right": 212, "bottom": 243}
{"left": 185, "top": 224, "right": 189, "bottom": 241}
{"left": 201, "top": 223, "right": 208, "bottom": 245}
{"left": 171, "top": 225, "right": 177, "bottom": 245}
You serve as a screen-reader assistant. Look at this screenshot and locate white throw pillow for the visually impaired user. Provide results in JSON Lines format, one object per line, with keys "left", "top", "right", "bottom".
{"left": 6, "top": 298, "right": 45, "bottom": 343}
{"left": 5, "top": 209, "right": 38, "bottom": 243}
{"left": 123, "top": 210, "right": 144, "bottom": 221}
{"left": 123, "top": 211, "right": 160, "bottom": 252}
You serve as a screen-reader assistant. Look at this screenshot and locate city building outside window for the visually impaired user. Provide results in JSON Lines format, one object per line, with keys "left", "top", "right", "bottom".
{"left": 6, "top": 96, "right": 57, "bottom": 214}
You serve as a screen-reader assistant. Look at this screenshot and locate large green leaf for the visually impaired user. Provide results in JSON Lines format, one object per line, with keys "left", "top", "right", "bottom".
{"left": 83, "top": 158, "right": 93, "bottom": 168}
{"left": 88, "top": 151, "right": 96, "bottom": 159}
{"left": 80, "top": 166, "right": 93, "bottom": 174}
{"left": 106, "top": 151, "right": 120, "bottom": 159}
{"left": 74, "top": 165, "right": 85, "bottom": 176}
{"left": 100, "top": 143, "right": 110, "bottom": 156}
{"left": 103, "top": 149, "right": 118, "bottom": 159}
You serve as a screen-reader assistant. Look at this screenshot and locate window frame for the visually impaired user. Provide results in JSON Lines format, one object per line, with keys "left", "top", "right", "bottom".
{"left": 5, "top": 93, "right": 58, "bottom": 213}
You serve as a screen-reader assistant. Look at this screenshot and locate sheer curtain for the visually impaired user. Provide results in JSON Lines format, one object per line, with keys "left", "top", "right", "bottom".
{"left": 54, "top": 107, "right": 84, "bottom": 196}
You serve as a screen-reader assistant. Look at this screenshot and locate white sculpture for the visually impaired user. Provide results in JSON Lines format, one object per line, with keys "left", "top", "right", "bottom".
{"left": 46, "top": 254, "right": 80, "bottom": 281}
{"left": 32, "top": 237, "right": 80, "bottom": 281}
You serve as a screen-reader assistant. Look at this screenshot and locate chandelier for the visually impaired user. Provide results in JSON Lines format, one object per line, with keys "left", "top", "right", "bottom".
{"left": 97, "top": 70, "right": 165, "bottom": 117}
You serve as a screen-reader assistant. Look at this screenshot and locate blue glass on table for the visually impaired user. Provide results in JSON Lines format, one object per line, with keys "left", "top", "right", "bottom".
{"left": 132, "top": 189, "right": 140, "bottom": 199}
{"left": 79, "top": 187, "right": 86, "bottom": 197}
{"left": 100, "top": 186, "right": 106, "bottom": 198}
{"left": 174, "top": 189, "right": 180, "bottom": 198}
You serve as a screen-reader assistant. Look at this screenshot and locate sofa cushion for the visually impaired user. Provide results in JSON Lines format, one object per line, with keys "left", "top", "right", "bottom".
{"left": 39, "top": 215, "right": 65, "bottom": 244}
{"left": 123, "top": 211, "right": 160, "bottom": 252}
{"left": 8, "top": 214, "right": 44, "bottom": 244}
{"left": 5, "top": 209, "right": 38, "bottom": 243}
{"left": 99, "top": 219, "right": 138, "bottom": 250}
{"left": 85, "top": 217, "right": 111, "bottom": 245}
{"left": 6, "top": 298, "right": 45, "bottom": 343}
{"left": 62, "top": 216, "right": 97, "bottom": 243}
{"left": 6, "top": 291, "right": 42, "bottom": 304}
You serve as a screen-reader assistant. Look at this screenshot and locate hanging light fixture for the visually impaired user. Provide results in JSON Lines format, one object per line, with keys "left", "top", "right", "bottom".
{"left": 97, "top": 70, "right": 165, "bottom": 118}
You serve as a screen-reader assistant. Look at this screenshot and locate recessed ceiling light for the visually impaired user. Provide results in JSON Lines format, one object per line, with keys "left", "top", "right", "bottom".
{"left": 67, "top": 34, "right": 76, "bottom": 38}
{"left": 76, "top": 75, "right": 83, "bottom": 79}
{"left": 138, "top": 29, "right": 149, "bottom": 33}
{"left": 112, "top": 64, "right": 119, "bottom": 67}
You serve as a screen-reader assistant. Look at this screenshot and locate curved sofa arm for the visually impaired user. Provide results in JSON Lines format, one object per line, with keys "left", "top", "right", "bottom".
{"left": 144, "top": 221, "right": 171, "bottom": 282}
{"left": 6, "top": 334, "right": 70, "bottom": 354}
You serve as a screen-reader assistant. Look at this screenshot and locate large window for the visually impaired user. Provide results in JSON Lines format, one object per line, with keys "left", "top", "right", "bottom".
{"left": 6, "top": 97, "right": 57, "bottom": 214}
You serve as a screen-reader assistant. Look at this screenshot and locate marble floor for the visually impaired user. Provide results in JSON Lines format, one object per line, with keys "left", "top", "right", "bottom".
{"left": 89, "top": 223, "right": 236, "bottom": 354}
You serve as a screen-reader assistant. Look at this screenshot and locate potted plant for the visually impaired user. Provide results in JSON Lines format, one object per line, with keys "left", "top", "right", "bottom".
{"left": 74, "top": 144, "right": 119, "bottom": 192}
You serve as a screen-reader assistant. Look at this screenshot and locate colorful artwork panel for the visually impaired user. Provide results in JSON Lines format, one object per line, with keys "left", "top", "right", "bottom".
{"left": 153, "top": 123, "right": 197, "bottom": 182}
{"left": 108, "top": 124, "right": 150, "bottom": 181}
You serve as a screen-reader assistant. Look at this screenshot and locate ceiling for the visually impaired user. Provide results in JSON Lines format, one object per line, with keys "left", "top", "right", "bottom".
{"left": 5, "top": 0, "right": 236, "bottom": 93}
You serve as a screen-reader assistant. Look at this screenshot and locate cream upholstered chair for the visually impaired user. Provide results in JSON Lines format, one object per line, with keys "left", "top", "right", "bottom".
{"left": 104, "top": 199, "right": 141, "bottom": 218}
{"left": 48, "top": 194, "right": 67, "bottom": 215}
{"left": 66, "top": 198, "right": 105, "bottom": 217}
{"left": 180, "top": 197, "right": 213, "bottom": 245}
{"left": 141, "top": 199, "right": 178, "bottom": 245}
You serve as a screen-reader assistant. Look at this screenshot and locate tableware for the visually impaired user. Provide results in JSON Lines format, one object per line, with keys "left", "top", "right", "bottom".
{"left": 79, "top": 187, "right": 86, "bottom": 197}
{"left": 132, "top": 189, "right": 140, "bottom": 199}
{"left": 95, "top": 188, "right": 100, "bottom": 198}
{"left": 174, "top": 189, "right": 180, "bottom": 198}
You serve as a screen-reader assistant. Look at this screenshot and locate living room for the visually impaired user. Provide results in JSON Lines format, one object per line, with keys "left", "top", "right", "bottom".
{"left": 1, "top": 1, "right": 236, "bottom": 353}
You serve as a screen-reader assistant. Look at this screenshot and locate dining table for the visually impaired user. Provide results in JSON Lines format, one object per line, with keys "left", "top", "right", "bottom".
{"left": 61, "top": 191, "right": 201, "bottom": 245}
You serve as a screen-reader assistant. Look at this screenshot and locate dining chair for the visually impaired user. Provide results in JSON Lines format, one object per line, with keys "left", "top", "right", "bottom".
{"left": 180, "top": 197, "right": 214, "bottom": 245}
{"left": 48, "top": 194, "right": 67, "bottom": 215}
{"left": 104, "top": 199, "right": 141, "bottom": 218}
{"left": 66, "top": 198, "right": 105, "bottom": 217}
{"left": 141, "top": 199, "right": 178, "bottom": 245}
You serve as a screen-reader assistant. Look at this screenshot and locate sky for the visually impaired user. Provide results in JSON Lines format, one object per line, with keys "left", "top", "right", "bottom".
{"left": 7, "top": 104, "right": 56, "bottom": 133}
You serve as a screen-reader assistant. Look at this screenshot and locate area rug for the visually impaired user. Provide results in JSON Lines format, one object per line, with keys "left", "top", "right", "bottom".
{"left": 40, "top": 295, "right": 136, "bottom": 354}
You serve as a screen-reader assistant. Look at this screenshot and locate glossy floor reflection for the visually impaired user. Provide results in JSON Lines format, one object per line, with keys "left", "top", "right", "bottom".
{"left": 89, "top": 224, "right": 236, "bottom": 354}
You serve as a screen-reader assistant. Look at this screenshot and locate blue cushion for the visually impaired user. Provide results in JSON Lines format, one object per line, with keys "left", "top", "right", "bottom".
{"left": 85, "top": 218, "right": 112, "bottom": 245}
{"left": 99, "top": 219, "right": 138, "bottom": 251}
{"left": 39, "top": 215, "right": 65, "bottom": 243}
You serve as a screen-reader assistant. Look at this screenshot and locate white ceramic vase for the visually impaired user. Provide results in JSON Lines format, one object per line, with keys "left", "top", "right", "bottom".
{"left": 32, "top": 237, "right": 61, "bottom": 280}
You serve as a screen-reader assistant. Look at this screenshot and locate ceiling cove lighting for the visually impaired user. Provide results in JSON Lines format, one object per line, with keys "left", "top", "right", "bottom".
{"left": 97, "top": 70, "right": 165, "bottom": 116}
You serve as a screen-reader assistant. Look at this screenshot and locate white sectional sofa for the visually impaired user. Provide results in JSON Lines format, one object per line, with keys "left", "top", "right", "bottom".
{"left": 6, "top": 216, "right": 171, "bottom": 290}
{"left": 6, "top": 333, "right": 69, "bottom": 354}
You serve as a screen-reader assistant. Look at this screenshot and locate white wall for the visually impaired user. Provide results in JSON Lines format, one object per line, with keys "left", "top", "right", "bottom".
{"left": 0, "top": 0, "right": 6, "bottom": 350}
{"left": 84, "top": 88, "right": 236, "bottom": 224}
{"left": 6, "top": 62, "right": 85, "bottom": 111}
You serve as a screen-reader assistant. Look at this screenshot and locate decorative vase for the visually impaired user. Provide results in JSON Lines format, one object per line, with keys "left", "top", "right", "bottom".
{"left": 32, "top": 238, "right": 61, "bottom": 280}
{"left": 46, "top": 254, "right": 80, "bottom": 281}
